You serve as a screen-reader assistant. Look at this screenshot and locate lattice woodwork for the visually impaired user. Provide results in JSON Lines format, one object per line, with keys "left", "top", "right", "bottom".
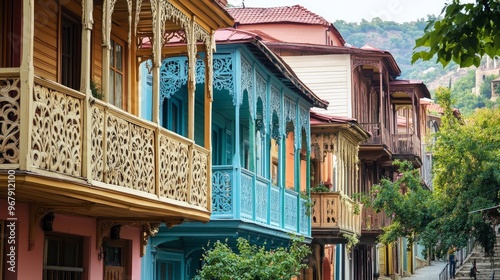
{"left": 129, "top": 124, "right": 155, "bottom": 193}
{"left": 31, "top": 84, "right": 82, "bottom": 176}
{"left": 105, "top": 114, "right": 131, "bottom": 186}
{"left": 212, "top": 170, "right": 232, "bottom": 214}
{"left": 158, "top": 134, "right": 189, "bottom": 202}
{"left": 191, "top": 148, "right": 208, "bottom": 208}
{"left": 91, "top": 106, "right": 104, "bottom": 181}
{"left": 0, "top": 78, "right": 20, "bottom": 164}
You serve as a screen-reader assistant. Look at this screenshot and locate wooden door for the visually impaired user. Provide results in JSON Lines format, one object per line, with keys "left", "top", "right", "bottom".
{"left": 104, "top": 240, "right": 130, "bottom": 280}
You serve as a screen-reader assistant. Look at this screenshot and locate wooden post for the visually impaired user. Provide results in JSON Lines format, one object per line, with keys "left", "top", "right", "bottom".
{"left": 204, "top": 34, "right": 214, "bottom": 212}
{"left": 19, "top": 0, "right": 35, "bottom": 171}
{"left": 81, "top": 0, "right": 93, "bottom": 181}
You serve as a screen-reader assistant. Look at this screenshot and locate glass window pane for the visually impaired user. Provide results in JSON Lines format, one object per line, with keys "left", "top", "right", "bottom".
{"left": 116, "top": 43, "right": 122, "bottom": 71}
{"left": 116, "top": 73, "right": 122, "bottom": 108}
{"left": 109, "top": 70, "right": 115, "bottom": 105}
{"left": 110, "top": 41, "right": 114, "bottom": 67}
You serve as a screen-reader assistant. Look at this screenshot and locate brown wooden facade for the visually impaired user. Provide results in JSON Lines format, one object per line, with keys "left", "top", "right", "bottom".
{"left": 0, "top": 0, "right": 233, "bottom": 255}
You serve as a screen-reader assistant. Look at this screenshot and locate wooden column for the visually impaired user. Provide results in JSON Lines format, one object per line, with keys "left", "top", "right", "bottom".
{"left": 204, "top": 33, "right": 214, "bottom": 211}
{"left": 151, "top": 0, "right": 162, "bottom": 199}
{"left": 187, "top": 19, "right": 196, "bottom": 140}
{"left": 19, "top": 0, "right": 35, "bottom": 171}
{"left": 101, "top": 0, "right": 113, "bottom": 104}
{"left": 81, "top": 0, "right": 93, "bottom": 180}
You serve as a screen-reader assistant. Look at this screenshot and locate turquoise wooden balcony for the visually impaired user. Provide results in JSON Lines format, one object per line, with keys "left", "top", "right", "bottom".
{"left": 212, "top": 166, "right": 310, "bottom": 236}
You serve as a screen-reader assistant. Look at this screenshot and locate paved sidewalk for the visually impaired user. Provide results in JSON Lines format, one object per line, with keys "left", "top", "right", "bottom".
{"left": 405, "top": 261, "right": 448, "bottom": 280}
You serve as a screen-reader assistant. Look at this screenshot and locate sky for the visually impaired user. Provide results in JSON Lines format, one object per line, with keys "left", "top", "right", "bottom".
{"left": 228, "top": 0, "right": 455, "bottom": 23}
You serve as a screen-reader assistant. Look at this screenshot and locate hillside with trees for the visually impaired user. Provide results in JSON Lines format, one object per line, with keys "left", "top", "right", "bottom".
{"left": 334, "top": 18, "right": 500, "bottom": 116}
{"left": 334, "top": 17, "right": 459, "bottom": 85}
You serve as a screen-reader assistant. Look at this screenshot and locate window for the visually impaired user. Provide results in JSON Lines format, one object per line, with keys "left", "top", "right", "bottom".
{"left": 162, "top": 97, "right": 184, "bottom": 136}
{"left": 61, "top": 9, "right": 81, "bottom": 90}
{"left": 43, "top": 233, "right": 83, "bottom": 280}
{"left": 110, "top": 39, "right": 124, "bottom": 108}
{"left": 0, "top": 0, "right": 21, "bottom": 67}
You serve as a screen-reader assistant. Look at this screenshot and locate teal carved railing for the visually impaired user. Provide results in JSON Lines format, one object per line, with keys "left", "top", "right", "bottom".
{"left": 211, "top": 166, "right": 309, "bottom": 236}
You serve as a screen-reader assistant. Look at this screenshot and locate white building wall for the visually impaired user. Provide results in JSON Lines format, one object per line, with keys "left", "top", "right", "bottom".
{"left": 282, "top": 54, "right": 352, "bottom": 118}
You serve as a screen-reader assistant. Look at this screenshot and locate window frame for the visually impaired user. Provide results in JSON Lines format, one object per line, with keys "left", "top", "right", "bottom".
{"left": 43, "top": 233, "right": 84, "bottom": 280}
{"left": 109, "top": 37, "right": 126, "bottom": 109}
{"left": 59, "top": 7, "right": 82, "bottom": 91}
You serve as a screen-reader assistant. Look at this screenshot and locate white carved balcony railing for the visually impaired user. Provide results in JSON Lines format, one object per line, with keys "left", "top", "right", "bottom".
{"left": 211, "top": 166, "right": 310, "bottom": 236}
{"left": 311, "top": 192, "right": 361, "bottom": 236}
{"left": 0, "top": 72, "right": 210, "bottom": 211}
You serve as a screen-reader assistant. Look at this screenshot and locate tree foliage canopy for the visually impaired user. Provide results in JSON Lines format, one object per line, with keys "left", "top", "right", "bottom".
{"left": 412, "top": 0, "right": 500, "bottom": 67}
{"left": 356, "top": 161, "right": 435, "bottom": 248}
{"left": 429, "top": 87, "right": 500, "bottom": 255}
{"left": 359, "top": 87, "right": 500, "bottom": 256}
{"left": 194, "top": 237, "right": 310, "bottom": 280}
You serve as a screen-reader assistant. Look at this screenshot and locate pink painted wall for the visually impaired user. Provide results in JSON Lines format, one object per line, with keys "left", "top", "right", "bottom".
{"left": 0, "top": 199, "right": 142, "bottom": 280}
{"left": 236, "top": 23, "right": 343, "bottom": 46}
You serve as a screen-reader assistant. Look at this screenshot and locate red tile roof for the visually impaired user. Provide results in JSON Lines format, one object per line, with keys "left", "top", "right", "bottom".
{"left": 227, "top": 5, "right": 330, "bottom": 26}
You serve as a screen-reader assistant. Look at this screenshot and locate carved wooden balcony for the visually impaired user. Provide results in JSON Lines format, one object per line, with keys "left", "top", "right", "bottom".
{"left": 360, "top": 207, "right": 391, "bottom": 243}
{"left": 211, "top": 166, "right": 310, "bottom": 237}
{"left": 0, "top": 72, "right": 211, "bottom": 222}
{"left": 310, "top": 192, "right": 361, "bottom": 244}
{"left": 358, "top": 123, "right": 422, "bottom": 165}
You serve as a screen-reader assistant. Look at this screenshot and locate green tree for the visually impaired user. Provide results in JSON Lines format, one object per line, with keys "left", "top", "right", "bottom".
{"left": 194, "top": 237, "right": 310, "bottom": 280}
{"left": 412, "top": 0, "right": 500, "bottom": 67}
{"left": 429, "top": 87, "right": 500, "bottom": 256}
{"left": 356, "top": 160, "right": 435, "bottom": 248}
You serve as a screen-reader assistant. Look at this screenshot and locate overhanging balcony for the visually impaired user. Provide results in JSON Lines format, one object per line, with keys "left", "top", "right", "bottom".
{"left": 360, "top": 207, "right": 391, "bottom": 243}
{"left": 0, "top": 70, "right": 211, "bottom": 222}
{"left": 311, "top": 192, "right": 361, "bottom": 244}
{"left": 359, "top": 123, "right": 422, "bottom": 165}
{"left": 211, "top": 166, "right": 309, "bottom": 237}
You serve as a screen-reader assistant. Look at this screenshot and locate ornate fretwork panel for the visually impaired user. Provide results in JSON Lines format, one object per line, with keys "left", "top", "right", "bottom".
{"left": 129, "top": 124, "right": 155, "bottom": 193}
{"left": 158, "top": 134, "right": 189, "bottom": 202}
{"left": 255, "top": 73, "right": 267, "bottom": 135}
{"left": 284, "top": 192, "right": 298, "bottom": 231}
{"left": 255, "top": 180, "right": 268, "bottom": 223}
{"left": 213, "top": 56, "right": 234, "bottom": 102}
{"left": 91, "top": 106, "right": 105, "bottom": 181}
{"left": 270, "top": 86, "right": 281, "bottom": 140}
{"left": 193, "top": 22, "right": 210, "bottom": 43}
{"left": 102, "top": 0, "right": 118, "bottom": 45}
{"left": 299, "top": 198, "right": 309, "bottom": 235}
{"left": 195, "top": 59, "right": 206, "bottom": 84}
{"left": 298, "top": 106, "right": 310, "bottom": 151}
{"left": 191, "top": 148, "right": 208, "bottom": 208}
{"left": 240, "top": 57, "right": 253, "bottom": 110}
{"left": 212, "top": 170, "right": 232, "bottom": 214}
{"left": 0, "top": 78, "right": 20, "bottom": 164}
{"left": 31, "top": 84, "right": 82, "bottom": 176}
{"left": 240, "top": 172, "right": 253, "bottom": 219}
{"left": 325, "top": 196, "right": 337, "bottom": 225}
{"left": 105, "top": 114, "right": 131, "bottom": 187}
{"left": 284, "top": 97, "right": 296, "bottom": 124}
{"left": 270, "top": 85, "right": 281, "bottom": 117}
{"left": 160, "top": 60, "right": 185, "bottom": 101}
{"left": 311, "top": 196, "right": 319, "bottom": 224}
{"left": 270, "top": 186, "right": 281, "bottom": 226}
{"left": 311, "top": 132, "right": 337, "bottom": 161}
{"left": 284, "top": 97, "right": 297, "bottom": 146}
